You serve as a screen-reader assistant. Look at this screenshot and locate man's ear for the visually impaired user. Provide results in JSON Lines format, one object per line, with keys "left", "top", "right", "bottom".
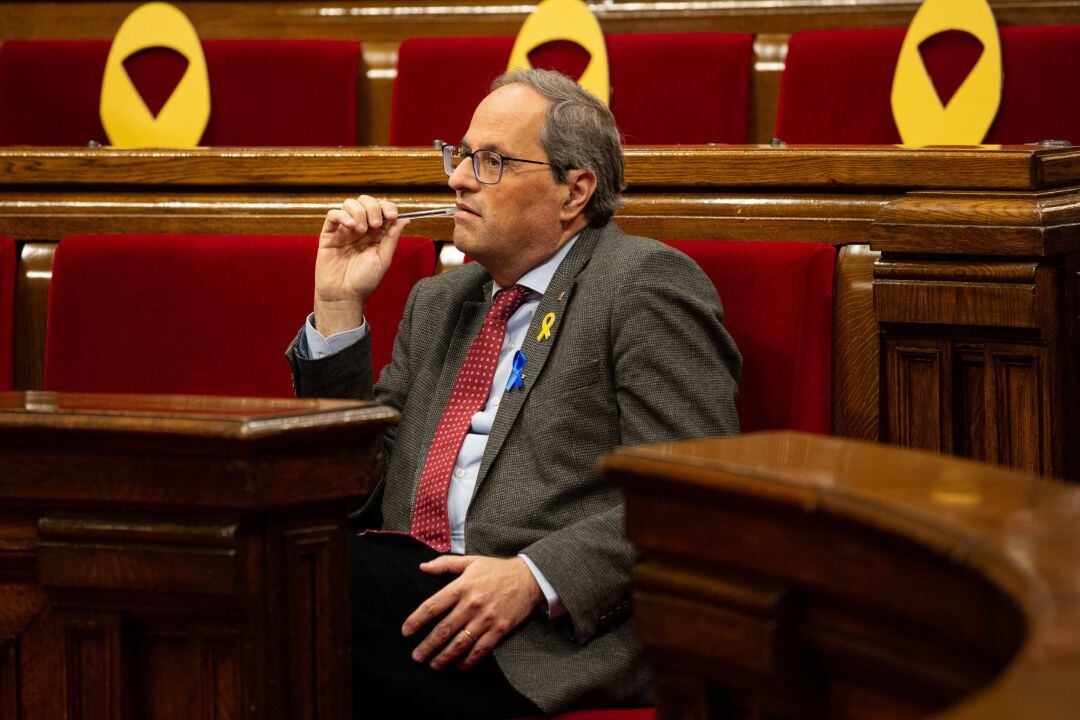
{"left": 559, "top": 169, "right": 597, "bottom": 223}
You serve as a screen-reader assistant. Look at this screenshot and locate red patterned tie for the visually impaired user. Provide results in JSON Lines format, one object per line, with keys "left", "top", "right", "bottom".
{"left": 410, "top": 285, "right": 530, "bottom": 551}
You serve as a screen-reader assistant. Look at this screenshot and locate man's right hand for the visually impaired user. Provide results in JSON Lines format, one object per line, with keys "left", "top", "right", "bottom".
{"left": 313, "top": 195, "right": 411, "bottom": 336}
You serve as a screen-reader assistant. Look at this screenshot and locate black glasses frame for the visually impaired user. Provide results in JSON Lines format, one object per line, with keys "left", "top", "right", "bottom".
{"left": 442, "top": 144, "right": 552, "bottom": 185}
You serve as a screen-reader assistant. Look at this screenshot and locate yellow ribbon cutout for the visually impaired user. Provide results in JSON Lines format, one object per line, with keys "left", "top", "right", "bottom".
{"left": 891, "top": 0, "right": 1002, "bottom": 145}
{"left": 536, "top": 312, "right": 556, "bottom": 342}
{"left": 100, "top": 2, "right": 211, "bottom": 147}
{"left": 507, "top": 0, "right": 610, "bottom": 105}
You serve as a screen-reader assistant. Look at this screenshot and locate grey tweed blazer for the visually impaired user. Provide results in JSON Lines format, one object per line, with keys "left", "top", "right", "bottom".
{"left": 286, "top": 221, "right": 741, "bottom": 714}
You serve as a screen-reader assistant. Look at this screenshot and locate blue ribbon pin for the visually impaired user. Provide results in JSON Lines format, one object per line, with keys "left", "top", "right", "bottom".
{"left": 505, "top": 350, "right": 527, "bottom": 391}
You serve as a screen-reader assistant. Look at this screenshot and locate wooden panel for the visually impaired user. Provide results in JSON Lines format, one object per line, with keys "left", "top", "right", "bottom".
{"left": 0, "top": 639, "right": 17, "bottom": 720}
{"left": 139, "top": 628, "right": 195, "bottom": 720}
{"left": 14, "top": 243, "right": 52, "bottom": 391}
{"left": 280, "top": 523, "right": 349, "bottom": 720}
{"left": 59, "top": 613, "right": 123, "bottom": 720}
{"left": 833, "top": 244, "right": 880, "bottom": 441}
{"left": 988, "top": 345, "right": 1049, "bottom": 473}
{"left": 198, "top": 628, "right": 244, "bottom": 720}
{"left": 874, "top": 259, "right": 1042, "bottom": 329}
{"left": 37, "top": 516, "right": 241, "bottom": 597}
{"left": 885, "top": 339, "right": 949, "bottom": 454}
{"left": 953, "top": 348, "right": 988, "bottom": 463}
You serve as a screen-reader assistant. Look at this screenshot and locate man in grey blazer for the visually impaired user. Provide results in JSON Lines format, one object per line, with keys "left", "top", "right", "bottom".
{"left": 286, "top": 69, "right": 741, "bottom": 718}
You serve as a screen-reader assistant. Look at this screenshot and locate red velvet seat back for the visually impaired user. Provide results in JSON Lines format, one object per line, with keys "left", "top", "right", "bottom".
{"left": 0, "top": 236, "right": 15, "bottom": 390}
{"left": 0, "top": 40, "right": 360, "bottom": 146}
{"left": 391, "top": 33, "right": 752, "bottom": 146}
{"left": 44, "top": 234, "right": 434, "bottom": 397}
{"left": 664, "top": 240, "right": 835, "bottom": 434}
{"left": 776, "top": 25, "right": 1080, "bottom": 144}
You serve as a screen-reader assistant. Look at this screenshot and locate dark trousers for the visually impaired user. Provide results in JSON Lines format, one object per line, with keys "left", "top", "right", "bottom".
{"left": 347, "top": 533, "right": 541, "bottom": 720}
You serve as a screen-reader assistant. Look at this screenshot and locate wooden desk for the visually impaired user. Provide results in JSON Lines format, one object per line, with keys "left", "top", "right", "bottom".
{"left": 0, "top": 391, "right": 396, "bottom": 720}
{"left": 2, "top": 145, "right": 1078, "bottom": 480}
{"left": 602, "top": 432, "right": 1080, "bottom": 719}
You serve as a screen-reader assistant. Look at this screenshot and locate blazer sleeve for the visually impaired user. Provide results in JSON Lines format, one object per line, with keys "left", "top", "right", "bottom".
{"left": 522, "top": 245, "right": 742, "bottom": 643}
{"left": 285, "top": 282, "right": 424, "bottom": 523}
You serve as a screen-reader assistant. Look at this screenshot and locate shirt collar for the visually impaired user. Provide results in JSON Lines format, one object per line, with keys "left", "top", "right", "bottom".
{"left": 491, "top": 233, "right": 579, "bottom": 299}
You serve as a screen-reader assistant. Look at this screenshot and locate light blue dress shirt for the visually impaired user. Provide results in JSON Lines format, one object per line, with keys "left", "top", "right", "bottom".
{"left": 300, "top": 236, "right": 578, "bottom": 616}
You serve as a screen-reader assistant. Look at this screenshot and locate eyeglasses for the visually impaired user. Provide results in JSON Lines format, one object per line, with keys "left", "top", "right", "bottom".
{"left": 442, "top": 144, "right": 553, "bottom": 185}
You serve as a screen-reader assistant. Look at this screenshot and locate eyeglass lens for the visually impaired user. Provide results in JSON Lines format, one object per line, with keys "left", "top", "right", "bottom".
{"left": 443, "top": 145, "right": 503, "bottom": 184}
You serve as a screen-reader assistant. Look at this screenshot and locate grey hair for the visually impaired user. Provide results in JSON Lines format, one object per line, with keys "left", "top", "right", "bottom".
{"left": 491, "top": 69, "right": 624, "bottom": 227}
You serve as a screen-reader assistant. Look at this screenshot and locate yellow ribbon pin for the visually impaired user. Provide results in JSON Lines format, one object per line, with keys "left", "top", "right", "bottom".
{"left": 536, "top": 312, "right": 556, "bottom": 342}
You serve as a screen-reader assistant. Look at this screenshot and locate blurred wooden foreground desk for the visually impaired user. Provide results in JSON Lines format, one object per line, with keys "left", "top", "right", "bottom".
{"left": 603, "top": 433, "right": 1080, "bottom": 720}
{"left": 0, "top": 391, "right": 396, "bottom": 720}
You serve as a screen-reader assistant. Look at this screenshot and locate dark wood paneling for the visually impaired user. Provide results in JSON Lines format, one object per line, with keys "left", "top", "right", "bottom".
{"left": 886, "top": 339, "right": 949, "bottom": 454}
{"left": 0, "top": 392, "right": 388, "bottom": 720}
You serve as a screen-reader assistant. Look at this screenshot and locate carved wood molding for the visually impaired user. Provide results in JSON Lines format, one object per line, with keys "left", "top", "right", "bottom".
{"left": 869, "top": 186, "right": 1080, "bottom": 256}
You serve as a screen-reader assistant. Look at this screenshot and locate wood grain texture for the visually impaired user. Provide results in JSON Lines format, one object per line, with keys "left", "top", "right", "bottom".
{"left": 0, "top": 146, "right": 1070, "bottom": 190}
{"left": 832, "top": 244, "right": 880, "bottom": 441}
{"left": 603, "top": 432, "right": 1077, "bottom": 719}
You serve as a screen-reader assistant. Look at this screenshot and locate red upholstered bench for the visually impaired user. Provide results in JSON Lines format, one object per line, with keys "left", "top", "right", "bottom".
{"left": 0, "top": 40, "right": 361, "bottom": 146}
{"left": 665, "top": 239, "right": 835, "bottom": 434}
{"left": 44, "top": 234, "right": 435, "bottom": 396}
{"left": 0, "top": 236, "right": 15, "bottom": 390}
{"left": 776, "top": 25, "right": 1080, "bottom": 144}
{"left": 391, "top": 33, "right": 752, "bottom": 146}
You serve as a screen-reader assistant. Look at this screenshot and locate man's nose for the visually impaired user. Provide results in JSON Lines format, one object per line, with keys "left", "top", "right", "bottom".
{"left": 448, "top": 158, "right": 479, "bottom": 191}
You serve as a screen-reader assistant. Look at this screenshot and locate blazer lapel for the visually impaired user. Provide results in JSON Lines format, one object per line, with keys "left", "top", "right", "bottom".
{"left": 475, "top": 227, "right": 601, "bottom": 487}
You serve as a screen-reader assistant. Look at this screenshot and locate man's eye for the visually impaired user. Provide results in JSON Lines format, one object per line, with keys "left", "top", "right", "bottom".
{"left": 482, "top": 153, "right": 502, "bottom": 170}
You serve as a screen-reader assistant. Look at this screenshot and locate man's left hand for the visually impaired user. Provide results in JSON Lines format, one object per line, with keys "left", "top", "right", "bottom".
{"left": 402, "top": 555, "right": 543, "bottom": 670}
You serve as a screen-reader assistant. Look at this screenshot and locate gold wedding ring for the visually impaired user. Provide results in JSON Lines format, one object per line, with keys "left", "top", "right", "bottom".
{"left": 461, "top": 628, "right": 475, "bottom": 640}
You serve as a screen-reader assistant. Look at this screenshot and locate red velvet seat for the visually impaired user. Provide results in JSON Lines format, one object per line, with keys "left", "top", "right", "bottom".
{"left": 391, "top": 33, "right": 752, "bottom": 146}
{"left": 665, "top": 239, "right": 835, "bottom": 434}
{"left": 44, "top": 234, "right": 435, "bottom": 397}
{"left": 776, "top": 25, "right": 1080, "bottom": 144}
{"left": 0, "top": 40, "right": 361, "bottom": 146}
{"left": 0, "top": 236, "right": 15, "bottom": 390}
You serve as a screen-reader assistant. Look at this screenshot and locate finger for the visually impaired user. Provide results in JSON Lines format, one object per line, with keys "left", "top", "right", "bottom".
{"left": 379, "top": 199, "right": 400, "bottom": 223}
{"left": 418, "top": 554, "right": 468, "bottom": 576}
{"left": 321, "top": 208, "right": 356, "bottom": 235}
{"left": 457, "top": 628, "right": 500, "bottom": 670}
{"left": 341, "top": 198, "right": 368, "bottom": 234}
{"left": 430, "top": 624, "right": 483, "bottom": 670}
{"left": 374, "top": 219, "right": 406, "bottom": 268}
{"left": 356, "top": 195, "right": 384, "bottom": 230}
{"left": 402, "top": 583, "right": 460, "bottom": 637}
{"left": 411, "top": 600, "right": 471, "bottom": 664}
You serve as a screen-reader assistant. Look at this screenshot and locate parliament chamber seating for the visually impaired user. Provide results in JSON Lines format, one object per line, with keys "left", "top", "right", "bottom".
{"left": 0, "top": 235, "right": 14, "bottom": 390}
{"left": 390, "top": 33, "right": 753, "bottom": 146}
{"left": 775, "top": 25, "right": 1080, "bottom": 144}
{"left": 665, "top": 239, "right": 835, "bottom": 435}
{"left": 43, "top": 233, "right": 435, "bottom": 396}
{"left": 0, "top": 39, "right": 361, "bottom": 146}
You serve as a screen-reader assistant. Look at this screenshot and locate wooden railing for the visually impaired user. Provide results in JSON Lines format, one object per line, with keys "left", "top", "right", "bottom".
{"left": 3, "top": 144, "right": 1079, "bottom": 479}
{"left": 602, "top": 431, "right": 1080, "bottom": 719}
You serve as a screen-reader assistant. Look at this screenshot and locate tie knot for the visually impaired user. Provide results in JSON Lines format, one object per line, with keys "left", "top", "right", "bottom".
{"left": 491, "top": 285, "right": 529, "bottom": 320}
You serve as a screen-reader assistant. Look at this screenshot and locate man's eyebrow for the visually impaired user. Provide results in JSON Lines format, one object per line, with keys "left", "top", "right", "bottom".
{"left": 459, "top": 140, "right": 510, "bottom": 155}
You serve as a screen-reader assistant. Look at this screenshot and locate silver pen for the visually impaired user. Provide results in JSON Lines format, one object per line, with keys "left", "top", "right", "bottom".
{"left": 395, "top": 207, "right": 456, "bottom": 219}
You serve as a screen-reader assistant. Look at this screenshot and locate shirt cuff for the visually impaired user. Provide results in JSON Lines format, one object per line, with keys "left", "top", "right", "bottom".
{"left": 300, "top": 312, "right": 367, "bottom": 360}
{"left": 519, "top": 553, "right": 566, "bottom": 618}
